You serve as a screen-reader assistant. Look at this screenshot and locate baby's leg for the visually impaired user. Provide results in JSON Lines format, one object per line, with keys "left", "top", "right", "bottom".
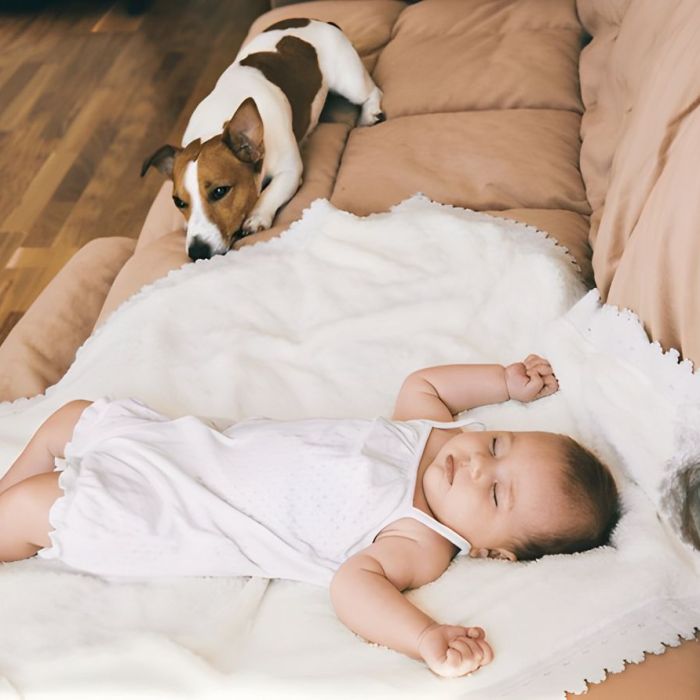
{"left": 0, "top": 471, "right": 61, "bottom": 561}
{"left": 0, "top": 400, "right": 91, "bottom": 495}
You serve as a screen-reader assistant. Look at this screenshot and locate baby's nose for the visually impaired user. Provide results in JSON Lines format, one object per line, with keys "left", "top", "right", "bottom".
{"left": 466, "top": 453, "right": 490, "bottom": 480}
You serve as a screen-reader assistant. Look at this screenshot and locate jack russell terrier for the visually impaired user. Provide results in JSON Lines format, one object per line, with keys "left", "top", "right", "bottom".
{"left": 141, "top": 18, "right": 384, "bottom": 260}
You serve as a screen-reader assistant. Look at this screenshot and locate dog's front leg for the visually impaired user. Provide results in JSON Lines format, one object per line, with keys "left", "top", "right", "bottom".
{"left": 242, "top": 165, "right": 302, "bottom": 235}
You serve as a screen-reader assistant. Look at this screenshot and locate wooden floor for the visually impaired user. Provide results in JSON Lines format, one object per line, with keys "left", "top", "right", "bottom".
{"left": 0, "top": 0, "right": 269, "bottom": 344}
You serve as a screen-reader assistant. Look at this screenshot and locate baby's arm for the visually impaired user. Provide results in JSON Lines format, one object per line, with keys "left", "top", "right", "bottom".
{"left": 331, "top": 532, "right": 493, "bottom": 677}
{"left": 393, "top": 354, "right": 557, "bottom": 421}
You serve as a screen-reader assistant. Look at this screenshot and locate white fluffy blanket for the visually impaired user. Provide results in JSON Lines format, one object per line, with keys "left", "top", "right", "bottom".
{"left": 0, "top": 197, "right": 698, "bottom": 699}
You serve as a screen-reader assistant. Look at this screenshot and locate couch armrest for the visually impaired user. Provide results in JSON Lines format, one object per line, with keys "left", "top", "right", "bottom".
{"left": 0, "top": 237, "right": 136, "bottom": 403}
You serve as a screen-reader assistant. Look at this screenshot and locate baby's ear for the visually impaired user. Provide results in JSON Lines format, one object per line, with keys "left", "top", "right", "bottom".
{"left": 469, "top": 547, "right": 517, "bottom": 561}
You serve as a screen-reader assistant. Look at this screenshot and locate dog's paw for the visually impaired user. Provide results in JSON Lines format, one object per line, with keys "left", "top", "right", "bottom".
{"left": 359, "top": 110, "right": 386, "bottom": 126}
{"left": 242, "top": 211, "right": 273, "bottom": 235}
{"left": 359, "top": 87, "right": 385, "bottom": 126}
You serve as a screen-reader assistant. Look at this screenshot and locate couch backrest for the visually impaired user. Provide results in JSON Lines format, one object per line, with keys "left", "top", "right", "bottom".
{"left": 578, "top": 0, "right": 700, "bottom": 364}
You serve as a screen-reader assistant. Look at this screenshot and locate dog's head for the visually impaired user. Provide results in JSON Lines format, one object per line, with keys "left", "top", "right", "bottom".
{"left": 142, "top": 98, "right": 264, "bottom": 260}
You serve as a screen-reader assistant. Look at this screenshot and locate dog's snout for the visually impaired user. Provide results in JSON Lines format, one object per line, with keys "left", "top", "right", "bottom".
{"left": 188, "top": 238, "right": 213, "bottom": 261}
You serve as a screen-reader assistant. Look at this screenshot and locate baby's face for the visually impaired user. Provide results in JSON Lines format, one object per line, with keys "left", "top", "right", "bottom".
{"left": 422, "top": 430, "right": 571, "bottom": 559}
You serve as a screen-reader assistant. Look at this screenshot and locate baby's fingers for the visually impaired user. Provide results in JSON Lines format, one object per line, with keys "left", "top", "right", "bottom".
{"left": 523, "top": 354, "right": 548, "bottom": 369}
{"left": 536, "top": 373, "right": 559, "bottom": 398}
{"left": 524, "top": 355, "right": 555, "bottom": 374}
{"left": 525, "top": 369, "right": 545, "bottom": 395}
{"left": 466, "top": 626, "right": 486, "bottom": 639}
{"left": 476, "top": 638, "right": 494, "bottom": 667}
{"left": 447, "top": 637, "right": 493, "bottom": 674}
{"left": 441, "top": 640, "right": 478, "bottom": 676}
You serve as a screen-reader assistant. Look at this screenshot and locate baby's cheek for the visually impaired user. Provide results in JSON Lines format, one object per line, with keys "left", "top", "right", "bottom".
{"left": 423, "top": 466, "right": 441, "bottom": 499}
{"left": 454, "top": 493, "right": 483, "bottom": 533}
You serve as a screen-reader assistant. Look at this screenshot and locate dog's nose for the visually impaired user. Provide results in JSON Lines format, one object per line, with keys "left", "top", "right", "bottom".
{"left": 188, "top": 238, "right": 212, "bottom": 261}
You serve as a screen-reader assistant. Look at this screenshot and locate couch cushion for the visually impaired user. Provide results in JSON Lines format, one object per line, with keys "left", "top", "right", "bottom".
{"left": 577, "top": 0, "right": 700, "bottom": 363}
{"left": 331, "top": 109, "right": 589, "bottom": 215}
{"left": 374, "top": 0, "right": 583, "bottom": 118}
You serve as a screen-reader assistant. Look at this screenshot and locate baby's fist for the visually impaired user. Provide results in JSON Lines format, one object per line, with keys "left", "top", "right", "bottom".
{"left": 505, "top": 354, "right": 558, "bottom": 403}
{"left": 417, "top": 623, "right": 493, "bottom": 678}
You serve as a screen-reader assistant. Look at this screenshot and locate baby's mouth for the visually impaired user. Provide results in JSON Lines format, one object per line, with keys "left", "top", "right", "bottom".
{"left": 445, "top": 454, "right": 454, "bottom": 485}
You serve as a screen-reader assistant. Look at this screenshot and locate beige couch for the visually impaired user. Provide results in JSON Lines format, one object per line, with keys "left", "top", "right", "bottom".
{"left": 1, "top": 0, "right": 698, "bottom": 695}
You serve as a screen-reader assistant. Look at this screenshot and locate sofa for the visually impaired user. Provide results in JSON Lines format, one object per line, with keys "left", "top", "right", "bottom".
{"left": 1, "top": 0, "right": 698, "bottom": 696}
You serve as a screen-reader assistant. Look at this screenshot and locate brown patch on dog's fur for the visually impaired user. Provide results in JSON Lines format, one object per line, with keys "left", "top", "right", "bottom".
{"left": 241, "top": 36, "right": 322, "bottom": 142}
{"left": 263, "top": 17, "right": 311, "bottom": 32}
{"left": 170, "top": 139, "right": 202, "bottom": 210}
{"left": 263, "top": 17, "right": 342, "bottom": 33}
{"left": 195, "top": 138, "right": 260, "bottom": 244}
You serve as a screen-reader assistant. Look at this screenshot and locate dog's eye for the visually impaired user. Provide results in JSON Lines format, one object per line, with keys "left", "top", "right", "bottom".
{"left": 172, "top": 196, "right": 188, "bottom": 209}
{"left": 210, "top": 186, "right": 231, "bottom": 202}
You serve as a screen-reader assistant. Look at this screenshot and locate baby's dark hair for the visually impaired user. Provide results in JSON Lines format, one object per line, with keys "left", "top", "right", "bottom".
{"left": 513, "top": 436, "right": 621, "bottom": 562}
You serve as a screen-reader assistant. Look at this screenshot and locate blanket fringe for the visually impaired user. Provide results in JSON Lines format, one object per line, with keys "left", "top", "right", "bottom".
{"left": 568, "top": 291, "right": 698, "bottom": 395}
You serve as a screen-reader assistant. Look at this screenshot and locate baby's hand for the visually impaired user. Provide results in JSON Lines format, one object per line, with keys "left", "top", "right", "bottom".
{"left": 417, "top": 623, "right": 493, "bottom": 678}
{"left": 505, "top": 354, "right": 558, "bottom": 403}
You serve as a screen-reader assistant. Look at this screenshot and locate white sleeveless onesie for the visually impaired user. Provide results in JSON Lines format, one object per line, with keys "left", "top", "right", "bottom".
{"left": 39, "top": 398, "right": 473, "bottom": 586}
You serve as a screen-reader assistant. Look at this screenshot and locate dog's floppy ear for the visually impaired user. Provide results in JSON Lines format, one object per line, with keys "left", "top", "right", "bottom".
{"left": 223, "top": 97, "right": 264, "bottom": 165}
{"left": 140, "top": 144, "right": 181, "bottom": 178}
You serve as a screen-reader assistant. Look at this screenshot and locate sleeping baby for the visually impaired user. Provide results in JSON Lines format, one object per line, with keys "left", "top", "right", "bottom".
{"left": 0, "top": 355, "right": 620, "bottom": 678}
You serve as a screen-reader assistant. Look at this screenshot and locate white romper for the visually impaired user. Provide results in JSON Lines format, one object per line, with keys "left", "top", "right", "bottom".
{"left": 39, "top": 398, "right": 473, "bottom": 586}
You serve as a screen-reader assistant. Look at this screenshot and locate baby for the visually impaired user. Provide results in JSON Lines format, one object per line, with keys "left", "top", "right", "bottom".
{"left": 0, "top": 355, "right": 620, "bottom": 678}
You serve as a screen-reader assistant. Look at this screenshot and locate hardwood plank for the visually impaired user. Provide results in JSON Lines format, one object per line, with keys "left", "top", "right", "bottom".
{"left": 1, "top": 88, "right": 114, "bottom": 233}
{"left": 0, "top": 113, "right": 55, "bottom": 221}
{"left": 25, "top": 120, "right": 118, "bottom": 247}
{"left": 0, "top": 61, "right": 41, "bottom": 118}
{"left": 0, "top": 63, "right": 58, "bottom": 131}
{"left": 0, "top": 231, "right": 24, "bottom": 261}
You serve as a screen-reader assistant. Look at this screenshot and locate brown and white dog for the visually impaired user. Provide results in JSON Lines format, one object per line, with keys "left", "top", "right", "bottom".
{"left": 141, "top": 18, "right": 384, "bottom": 260}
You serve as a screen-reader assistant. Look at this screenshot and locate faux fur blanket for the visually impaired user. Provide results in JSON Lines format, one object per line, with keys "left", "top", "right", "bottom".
{"left": 0, "top": 197, "right": 698, "bottom": 699}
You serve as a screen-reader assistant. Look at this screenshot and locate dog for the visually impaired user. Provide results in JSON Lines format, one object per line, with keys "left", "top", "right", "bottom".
{"left": 141, "top": 18, "right": 384, "bottom": 260}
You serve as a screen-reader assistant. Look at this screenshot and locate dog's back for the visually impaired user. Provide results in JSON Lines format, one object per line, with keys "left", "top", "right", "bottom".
{"left": 184, "top": 20, "right": 347, "bottom": 149}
